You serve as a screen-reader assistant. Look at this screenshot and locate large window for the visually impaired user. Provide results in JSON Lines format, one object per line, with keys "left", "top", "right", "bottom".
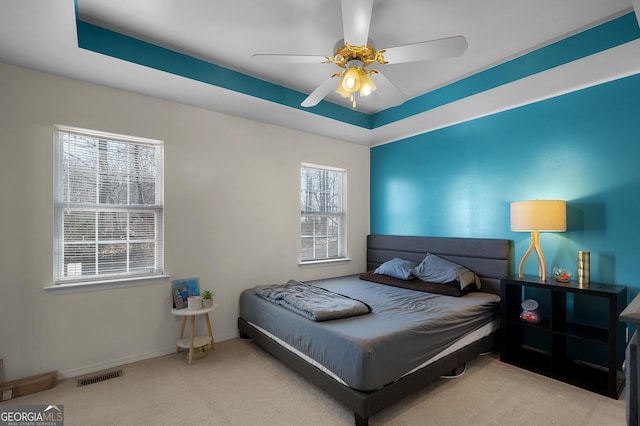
{"left": 300, "top": 163, "right": 346, "bottom": 262}
{"left": 53, "top": 125, "right": 164, "bottom": 284}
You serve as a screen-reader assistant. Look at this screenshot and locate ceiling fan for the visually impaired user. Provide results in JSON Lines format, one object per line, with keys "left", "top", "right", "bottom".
{"left": 251, "top": 0, "right": 468, "bottom": 110}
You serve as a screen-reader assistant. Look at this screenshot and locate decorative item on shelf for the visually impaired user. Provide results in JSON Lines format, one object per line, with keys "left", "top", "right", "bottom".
{"left": 188, "top": 296, "right": 202, "bottom": 310}
{"left": 553, "top": 267, "right": 572, "bottom": 283}
{"left": 510, "top": 200, "right": 567, "bottom": 282}
{"left": 171, "top": 277, "right": 201, "bottom": 309}
{"left": 172, "top": 284, "right": 188, "bottom": 310}
{"left": 520, "top": 299, "right": 542, "bottom": 324}
{"left": 201, "top": 290, "right": 215, "bottom": 308}
{"left": 578, "top": 251, "right": 590, "bottom": 284}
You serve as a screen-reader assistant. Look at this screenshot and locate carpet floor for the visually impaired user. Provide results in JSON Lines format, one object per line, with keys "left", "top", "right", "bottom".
{"left": 1, "top": 338, "right": 626, "bottom": 425}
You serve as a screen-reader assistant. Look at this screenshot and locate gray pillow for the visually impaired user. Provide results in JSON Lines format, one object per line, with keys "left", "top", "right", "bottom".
{"left": 411, "top": 253, "right": 481, "bottom": 291}
{"left": 374, "top": 258, "right": 417, "bottom": 280}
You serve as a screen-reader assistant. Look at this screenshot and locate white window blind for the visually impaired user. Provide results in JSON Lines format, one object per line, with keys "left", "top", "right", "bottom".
{"left": 53, "top": 125, "right": 164, "bottom": 284}
{"left": 300, "top": 163, "right": 346, "bottom": 262}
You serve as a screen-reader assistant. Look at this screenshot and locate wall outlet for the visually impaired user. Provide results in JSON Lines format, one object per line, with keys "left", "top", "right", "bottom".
{"left": 2, "top": 389, "right": 11, "bottom": 401}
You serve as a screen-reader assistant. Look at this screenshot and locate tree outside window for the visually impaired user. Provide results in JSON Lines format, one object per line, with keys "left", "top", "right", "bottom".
{"left": 54, "top": 126, "right": 164, "bottom": 284}
{"left": 300, "top": 164, "right": 346, "bottom": 262}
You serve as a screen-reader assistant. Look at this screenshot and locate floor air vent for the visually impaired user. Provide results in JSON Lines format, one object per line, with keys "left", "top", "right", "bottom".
{"left": 77, "top": 369, "right": 123, "bottom": 387}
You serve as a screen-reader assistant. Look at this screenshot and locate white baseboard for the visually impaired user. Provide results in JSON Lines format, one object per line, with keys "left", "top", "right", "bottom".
{"left": 58, "top": 347, "right": 176, "bottom": 380}
{"left": 58, "top": 332, "right": 238, "bottom": 379}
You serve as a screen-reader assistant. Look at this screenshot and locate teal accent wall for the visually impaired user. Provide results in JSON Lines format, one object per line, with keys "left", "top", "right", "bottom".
{"left": 370, "top": 73, "right": 640, "bottom": 294}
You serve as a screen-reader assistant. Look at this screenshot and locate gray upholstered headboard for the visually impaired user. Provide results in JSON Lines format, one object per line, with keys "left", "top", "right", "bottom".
{"left": 366, "top": 235, "right": 511, "bottom": 295}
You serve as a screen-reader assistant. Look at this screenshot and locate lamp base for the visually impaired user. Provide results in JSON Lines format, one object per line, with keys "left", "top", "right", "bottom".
{"left": 518, "top": 231, "right": 548, "bottom": 282}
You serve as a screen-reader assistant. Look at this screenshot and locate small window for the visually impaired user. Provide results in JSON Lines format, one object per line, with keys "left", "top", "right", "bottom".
{"left": 53, "top": 125, "right": 164, "bottom": 284}
{"left": 300, "top": 163, "right": 346, "bottom": 262}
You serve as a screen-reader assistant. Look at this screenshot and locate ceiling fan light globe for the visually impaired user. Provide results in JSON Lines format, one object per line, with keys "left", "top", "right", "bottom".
{"left": 344, "top": 77, "right": 357, "bottom": 89}
{"left": 335, "top": 83, "right": 351, "bottom": 98}
{"left": 359, "top": 72, "right": 376, "bottom": 96}
{"left": 342, "top": 67, "right": 361, "bottom": 92}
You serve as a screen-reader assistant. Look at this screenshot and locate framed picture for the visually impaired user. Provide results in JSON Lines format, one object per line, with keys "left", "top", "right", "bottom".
{"left": 171, "top": 278, "right": 200, "bottom": 309}
{"left": 172, "top": 284, "right": 188, "bottom": 309}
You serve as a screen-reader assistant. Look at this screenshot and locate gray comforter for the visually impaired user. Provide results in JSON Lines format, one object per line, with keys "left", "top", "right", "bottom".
{"left": 241, "top": 274, "right": 500, "bottom": 391}
{"left": 254, "top": 280, "right": 371, "bottom": 321}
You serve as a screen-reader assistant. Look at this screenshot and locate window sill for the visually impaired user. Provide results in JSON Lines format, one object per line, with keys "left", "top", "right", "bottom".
{"left": 44, "top": 274, "right": 170, "bottom": 295}
{"left": 298, "top": 257, "right": 351, "bottom": 267}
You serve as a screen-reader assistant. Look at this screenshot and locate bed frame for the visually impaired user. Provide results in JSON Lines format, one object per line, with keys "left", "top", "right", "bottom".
{"left": 238, "top": 234, "right": 511, "bottom": 426}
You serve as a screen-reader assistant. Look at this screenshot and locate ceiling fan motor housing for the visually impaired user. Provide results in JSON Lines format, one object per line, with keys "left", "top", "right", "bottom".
{"left": 331, "top": 39, "right": 383, "bottom": 68}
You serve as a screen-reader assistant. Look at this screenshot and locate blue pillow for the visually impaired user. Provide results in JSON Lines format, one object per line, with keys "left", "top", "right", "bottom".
{"left": 411, "top": 253, "right": 481, "bottom": 291}
{"left": 374, "top": 258, "right": 417, "bottom": 280}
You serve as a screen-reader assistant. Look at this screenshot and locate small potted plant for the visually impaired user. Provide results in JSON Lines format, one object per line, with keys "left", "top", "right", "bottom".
{"left": 201, "top": 289, "right": 215, "bottom": 307}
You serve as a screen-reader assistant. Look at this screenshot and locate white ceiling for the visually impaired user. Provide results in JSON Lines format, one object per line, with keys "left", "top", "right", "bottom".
{"left": 0, "top": 0, "right": 637, "bottom": 145}
{"left": 75, "top": 0, "right": 634, "bottom": 113}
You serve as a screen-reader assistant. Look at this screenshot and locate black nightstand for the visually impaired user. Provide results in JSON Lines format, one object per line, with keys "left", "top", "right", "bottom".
{"left": 500, "top": 275, "right": 627, "bottom": 399}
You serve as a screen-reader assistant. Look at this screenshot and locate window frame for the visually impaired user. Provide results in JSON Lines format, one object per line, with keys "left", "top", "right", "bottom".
{"left": 51, "top": 125, "right": 165, "bottom": 290}
{"left": 299, "top": 162, "right": 348, "bottom": 264}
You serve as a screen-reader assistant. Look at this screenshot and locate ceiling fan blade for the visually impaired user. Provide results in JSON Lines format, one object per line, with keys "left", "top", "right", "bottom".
{"left": 341, "top": 0, "right": 374, "bottom": 47}
{"left": 371, "top": 72, "right": 408, "bottom": 107}
{"left": 301, "top": 76, "right": 338, "bottom": 107}
{"left": 381, "top": 36, "right": 468, "bottom": 64}
{"left": 251, "top": 54, "right": 326, "bottom": 64}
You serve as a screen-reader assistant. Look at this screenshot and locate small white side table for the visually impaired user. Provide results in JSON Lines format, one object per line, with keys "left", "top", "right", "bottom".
{"left": 171, "top": 303, "right": 217, "bottom": 364}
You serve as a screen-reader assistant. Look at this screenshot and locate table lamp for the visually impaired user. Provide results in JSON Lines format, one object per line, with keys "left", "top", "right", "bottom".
{"left": 510, "top": 200, "right": 566, "bottom": 281}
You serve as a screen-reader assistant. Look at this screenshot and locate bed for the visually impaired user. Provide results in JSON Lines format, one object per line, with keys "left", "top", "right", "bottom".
{"left": 238, "top": 235, "right": 511, "bottom": 425}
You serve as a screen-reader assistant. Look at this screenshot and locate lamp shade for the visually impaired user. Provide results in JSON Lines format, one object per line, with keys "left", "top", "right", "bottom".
{"left": 510, "top": 200, "right": 566, "bottom": 232}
